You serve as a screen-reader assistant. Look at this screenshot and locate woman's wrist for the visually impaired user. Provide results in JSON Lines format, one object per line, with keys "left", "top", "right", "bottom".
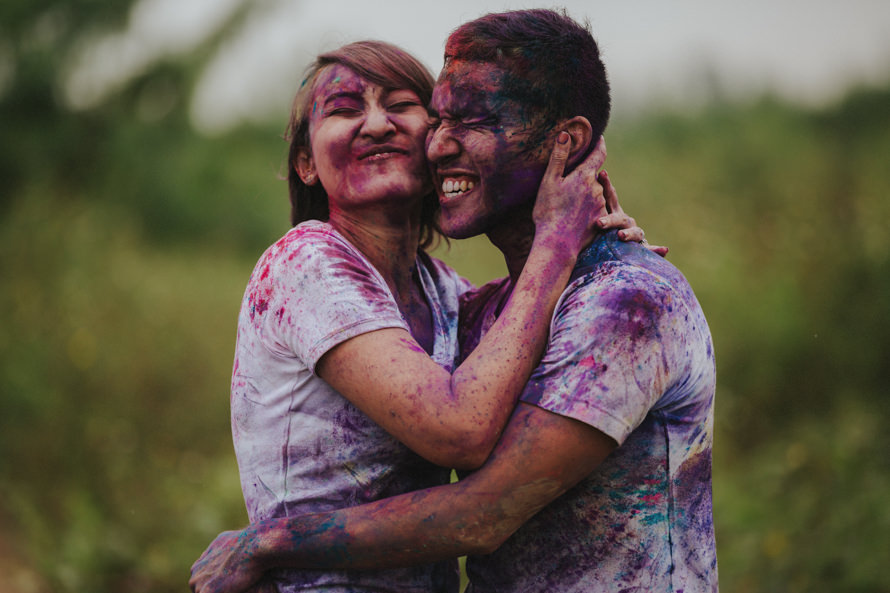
{"left": 532, "top": 223, "right": 590, "bottom": 262}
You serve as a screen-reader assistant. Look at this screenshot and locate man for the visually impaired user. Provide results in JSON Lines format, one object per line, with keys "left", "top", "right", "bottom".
{"left": 191, "top": 9, "right": 717, "bottom": 592}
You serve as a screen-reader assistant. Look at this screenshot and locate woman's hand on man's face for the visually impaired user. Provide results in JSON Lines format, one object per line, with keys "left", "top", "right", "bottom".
{"left": 532, "top": 133, "right": 608, "bottom": 254}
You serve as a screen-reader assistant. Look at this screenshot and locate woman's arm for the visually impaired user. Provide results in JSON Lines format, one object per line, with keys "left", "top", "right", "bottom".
{"left": 316, "top": 133, "right": 606, "bottom": 469}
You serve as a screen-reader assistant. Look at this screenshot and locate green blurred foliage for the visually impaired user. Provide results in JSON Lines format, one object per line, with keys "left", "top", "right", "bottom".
{"left": 601, "top": 89, "right": 890, "bottom": 593}
{"left": 2, "top": 1, "right": 889, "bottom": 591}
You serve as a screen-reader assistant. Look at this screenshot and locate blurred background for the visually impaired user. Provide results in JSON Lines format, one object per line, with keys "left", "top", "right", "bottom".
{"left": 2, "top": 0, "right": 889, "bottom": 591}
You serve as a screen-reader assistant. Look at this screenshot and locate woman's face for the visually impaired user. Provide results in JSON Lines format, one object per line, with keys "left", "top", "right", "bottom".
{"left": 305, "top": 64, "right": 431, "bottom": 214}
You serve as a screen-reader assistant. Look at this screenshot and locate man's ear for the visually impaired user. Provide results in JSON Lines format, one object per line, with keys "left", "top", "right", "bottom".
{"left": 562, "top": 116, "right": 594, "bottom": 170}
{"left": 294, "top": 148, "right": 318, "bottom": 186}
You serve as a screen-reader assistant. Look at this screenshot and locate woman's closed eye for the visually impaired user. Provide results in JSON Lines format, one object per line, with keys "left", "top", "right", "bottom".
{"left": 388, "top": 100, "right": 423, "bottom": 112}
{"left": 327, "top": 107, "right": 361, "bottom": 116}
{"left": 323, "top": 96, "right": 363, "bottom": 117}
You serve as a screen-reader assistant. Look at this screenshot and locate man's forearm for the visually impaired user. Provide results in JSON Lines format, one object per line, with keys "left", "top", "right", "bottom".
{"left": 235, "top": 403, "right": 612, "bottom": 577}
{"left": 251, "top": 404, "right": 611, "bottom": 572}
{"left": 253, "top": 480, "right": 515, "bottom": 571}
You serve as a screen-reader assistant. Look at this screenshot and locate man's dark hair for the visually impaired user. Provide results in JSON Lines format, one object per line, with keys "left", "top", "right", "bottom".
{"left": 444, "top": 8, "right": 610, "bottom": 140}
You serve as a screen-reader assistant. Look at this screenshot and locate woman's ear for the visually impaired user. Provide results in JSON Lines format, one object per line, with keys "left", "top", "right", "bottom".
{"left": 294, "top": 148, "right": 318, "bottom": 186}
{"left": 562, "top": 116, "right": 594, "bottom": 170}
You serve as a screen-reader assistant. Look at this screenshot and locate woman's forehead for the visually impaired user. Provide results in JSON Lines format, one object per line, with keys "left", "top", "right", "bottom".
{"left": 311, "top": 64, "right": 419, "bottom": 102}
{"left": 312, "top": 64, "right": 368, "bottom": 97}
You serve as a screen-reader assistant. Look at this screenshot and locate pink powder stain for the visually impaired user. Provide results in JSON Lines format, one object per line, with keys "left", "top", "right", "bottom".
{"left": 577, "top": 355, "right": 602, "bottom": 369}
{"left": 640, "top": 493, "right": 664, "bottom": 504}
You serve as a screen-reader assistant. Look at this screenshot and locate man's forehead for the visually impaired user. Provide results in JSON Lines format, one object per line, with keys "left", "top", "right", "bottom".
{"left": 432, "top": 60, "right": 508, "bottom": 107}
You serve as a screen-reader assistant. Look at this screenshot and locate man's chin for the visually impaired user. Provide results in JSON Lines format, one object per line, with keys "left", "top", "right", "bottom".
{"left": 439, "top": 215, "right": 489, "bottom": 240}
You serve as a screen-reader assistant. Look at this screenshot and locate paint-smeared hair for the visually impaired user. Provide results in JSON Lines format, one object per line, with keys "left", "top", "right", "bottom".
{"left": 284, "top": 40, "right": 442, "bottom": 250}
{"left": 445, "top": 8, "right": 610, "bottom": 141}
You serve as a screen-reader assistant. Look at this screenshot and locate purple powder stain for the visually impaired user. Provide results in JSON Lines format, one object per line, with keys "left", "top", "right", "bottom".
{"left": 397, "top": 336, "right": 426, "bottom": 354}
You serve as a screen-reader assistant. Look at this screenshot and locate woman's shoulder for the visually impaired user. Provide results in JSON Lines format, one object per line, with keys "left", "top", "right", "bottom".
{"left": 275, "top": 219, "right": 340, "bottom": 249}
{"left": 245, "top": 221, "right": 375, "bottom": 294}
{"left": 262, "top": 220, "right": 363, "bottom": 265}
{"left": 418, "top": 251, "right": 474, "bottom": 295}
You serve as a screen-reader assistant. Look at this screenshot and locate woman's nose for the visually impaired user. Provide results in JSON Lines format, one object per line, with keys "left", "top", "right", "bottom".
{"left": 360, "top": 106, "right": 396, "bottom": 139}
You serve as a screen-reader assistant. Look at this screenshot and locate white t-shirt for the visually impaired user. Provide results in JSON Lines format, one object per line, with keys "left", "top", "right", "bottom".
{"left": 461, "top": 231, "right": 718, "bottom": 593}
{"left": 231, "top": 220, "right": 469, "bottom": 592}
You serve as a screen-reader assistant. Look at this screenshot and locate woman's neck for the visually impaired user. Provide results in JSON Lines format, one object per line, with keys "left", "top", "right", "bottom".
{"left": 328, "top": 206, "right": 421, "bottom": 296}
{"left": 329, "top": 204, "right": 434, "bottom": 354}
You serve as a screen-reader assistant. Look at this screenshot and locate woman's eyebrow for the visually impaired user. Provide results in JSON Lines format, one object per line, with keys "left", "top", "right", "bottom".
{"left": 323, "top": 91, "right": 363, "bottom": 102}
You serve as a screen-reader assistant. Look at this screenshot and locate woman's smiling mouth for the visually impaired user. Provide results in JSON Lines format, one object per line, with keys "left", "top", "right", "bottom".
{"left": 358, "top": 146, "right": 407, "bottom": 161}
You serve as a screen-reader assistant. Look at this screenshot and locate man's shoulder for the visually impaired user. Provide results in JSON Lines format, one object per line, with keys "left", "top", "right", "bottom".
{"left": 568, "top": 231, "right": 698, "bottom": 311}
{"left": 574, "top": 231, "right": 680, "bottom": 280}
{"left": 554, "top": 232, "right": 710, "bottom": 356}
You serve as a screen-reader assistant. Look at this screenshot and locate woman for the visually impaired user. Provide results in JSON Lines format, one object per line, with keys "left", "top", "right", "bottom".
{"left": 222, "top": 40, "right": 636, "bottom": 593}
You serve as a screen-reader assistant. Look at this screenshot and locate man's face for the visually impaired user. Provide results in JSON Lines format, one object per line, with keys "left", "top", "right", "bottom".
{"left": 426, "top": 59, "right": 552, "bottom": 239}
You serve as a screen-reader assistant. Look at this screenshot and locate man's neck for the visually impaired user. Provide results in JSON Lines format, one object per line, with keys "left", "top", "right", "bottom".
{"left": 485, "top": 206, "right": 536, "bottom": 284}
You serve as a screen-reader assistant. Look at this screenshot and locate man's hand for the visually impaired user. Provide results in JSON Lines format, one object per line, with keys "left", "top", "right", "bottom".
{"left": 189, "top": 528, "right": 266, "bottom": 593}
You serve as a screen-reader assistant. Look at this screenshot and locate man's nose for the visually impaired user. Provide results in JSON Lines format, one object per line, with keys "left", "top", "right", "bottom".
{"left": 426, "top": 126, "right": 459, "bottom": 163}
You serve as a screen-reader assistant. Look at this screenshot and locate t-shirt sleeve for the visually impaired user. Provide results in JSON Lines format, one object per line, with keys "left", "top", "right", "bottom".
{"left": 247, "top": 230, "right": 408, "bottom": 373}
{"left": 519, "top": 263, "right": 679, "bottom": 445}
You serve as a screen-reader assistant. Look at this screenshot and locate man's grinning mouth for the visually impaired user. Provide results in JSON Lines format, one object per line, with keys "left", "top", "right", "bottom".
{"left": 442, "top": 179, "right": 475, "bottom": 197}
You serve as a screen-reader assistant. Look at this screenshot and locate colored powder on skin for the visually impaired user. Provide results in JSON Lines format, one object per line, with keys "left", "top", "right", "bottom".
{"left": 397, "top": 336, "right": 427, "bottom": 355}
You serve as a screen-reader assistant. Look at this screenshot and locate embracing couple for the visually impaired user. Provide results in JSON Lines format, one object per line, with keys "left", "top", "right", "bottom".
{"left": 190, "top": 8, "right": 717, "bottom": 593}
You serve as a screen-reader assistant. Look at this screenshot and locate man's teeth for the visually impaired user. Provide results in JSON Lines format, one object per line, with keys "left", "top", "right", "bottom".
{"left": 442, "top": 180, "right": 474, "bottom": 195}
